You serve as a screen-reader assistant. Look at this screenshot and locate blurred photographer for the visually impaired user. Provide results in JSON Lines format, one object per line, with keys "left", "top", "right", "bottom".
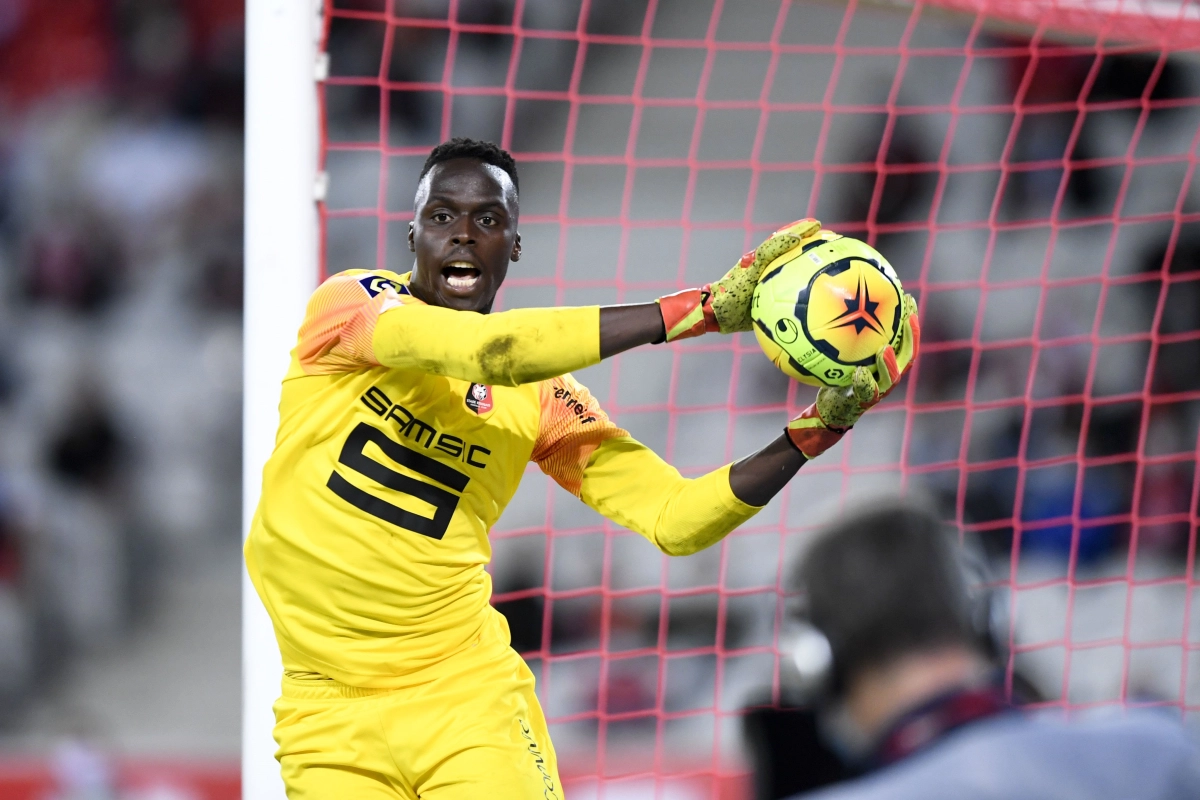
{"left": 746, "top": 499, "right": 1200, "bottom": 800}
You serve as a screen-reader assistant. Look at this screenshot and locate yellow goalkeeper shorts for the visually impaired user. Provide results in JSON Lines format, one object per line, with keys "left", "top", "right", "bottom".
{"left": 272, "top": 613, "right": 562, "bottom": 799}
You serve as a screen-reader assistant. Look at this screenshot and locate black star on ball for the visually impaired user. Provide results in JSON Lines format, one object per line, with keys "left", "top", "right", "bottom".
{"left": 829, "top": 272, "right": 884, "bottom": 335}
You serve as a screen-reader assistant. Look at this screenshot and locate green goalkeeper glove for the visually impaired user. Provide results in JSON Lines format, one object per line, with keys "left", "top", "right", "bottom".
{"left": 785, "top": 293, "right": 921, "bottom": 460}
{"left": 656, "top": 218, "right": 823, "bottom": 342}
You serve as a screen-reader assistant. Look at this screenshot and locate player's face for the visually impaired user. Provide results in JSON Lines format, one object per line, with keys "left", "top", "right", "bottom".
{"left": 408, "top": 159, "right": 520, "bottom": 313}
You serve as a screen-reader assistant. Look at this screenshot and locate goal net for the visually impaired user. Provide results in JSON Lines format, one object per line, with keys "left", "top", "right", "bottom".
{"left": 318, "top": 0, "right": 1200, "bottom": 795}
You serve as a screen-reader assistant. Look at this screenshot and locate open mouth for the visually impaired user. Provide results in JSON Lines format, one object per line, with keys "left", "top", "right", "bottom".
{"left": 441, "top": 261, "right": 481, "bottom": 292}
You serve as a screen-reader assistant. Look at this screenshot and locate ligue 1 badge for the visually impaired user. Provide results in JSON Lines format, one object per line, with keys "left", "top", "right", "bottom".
{"left": 465, "top": 383, "right": 493, "bottom": 415}
{"left": 358, "top": 274, "right": 409, "bottom": 299}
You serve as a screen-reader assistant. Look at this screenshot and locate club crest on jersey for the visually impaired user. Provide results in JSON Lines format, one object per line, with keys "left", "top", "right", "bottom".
{"left": 358, "top": 275, "right": 409, "bottom": 298}
{"left": 465, "top": 383, "right": 494, "bottom": 415}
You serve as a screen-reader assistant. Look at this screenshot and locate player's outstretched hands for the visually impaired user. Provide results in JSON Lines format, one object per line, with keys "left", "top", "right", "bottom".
{"left": 785, "top": 293, "right": 921, "bottom": 460}
{"left": 657, "top": 218, "right": 823, "bottom": 342}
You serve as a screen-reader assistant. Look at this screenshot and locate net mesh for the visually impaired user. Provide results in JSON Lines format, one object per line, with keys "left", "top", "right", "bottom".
{"left": 319, "top": 0, "right": 1200, "bottom": 794}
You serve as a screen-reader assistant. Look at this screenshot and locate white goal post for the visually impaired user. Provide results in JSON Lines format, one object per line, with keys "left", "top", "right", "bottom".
{"left": 243, "top": 1, "right": 323, "bottom": 797}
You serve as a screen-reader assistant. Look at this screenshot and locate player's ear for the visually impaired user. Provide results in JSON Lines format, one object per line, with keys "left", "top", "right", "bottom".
{"left": 407, "top": 222, "right": 416, "bottom": 252}
{"left": 511, "top": 233, "right": 521, "bottom": 262}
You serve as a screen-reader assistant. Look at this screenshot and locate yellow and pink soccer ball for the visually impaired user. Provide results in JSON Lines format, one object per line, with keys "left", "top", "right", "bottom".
{"left": 751, "top": 232, "right": 905, "bottom": 388}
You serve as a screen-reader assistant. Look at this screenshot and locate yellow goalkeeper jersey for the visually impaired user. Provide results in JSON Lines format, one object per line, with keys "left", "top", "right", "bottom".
{"left": 246, "top": 269, "right": 759, "bottom": 688}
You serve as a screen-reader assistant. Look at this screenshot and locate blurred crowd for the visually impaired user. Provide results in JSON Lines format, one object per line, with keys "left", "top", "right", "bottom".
{"left": 0, "top": 0, "right": 244, "bottom": 739}
{"left": 904, "top": 47, "right": 1200, "bottom": 567}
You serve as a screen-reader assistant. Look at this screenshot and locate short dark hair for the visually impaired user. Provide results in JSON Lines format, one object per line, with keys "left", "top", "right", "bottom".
{"left": 419, "top": 137, "right": 519, "bottom": 193}
{"left": 795, "top": 500, "right": 979, "bottom": 694}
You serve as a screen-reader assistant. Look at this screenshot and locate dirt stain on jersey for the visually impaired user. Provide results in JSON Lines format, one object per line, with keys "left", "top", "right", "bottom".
{"left": 478, "top": 335, "right": 518, "bottom": 384}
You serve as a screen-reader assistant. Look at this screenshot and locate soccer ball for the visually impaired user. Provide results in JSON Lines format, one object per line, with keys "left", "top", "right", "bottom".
{"left": 751, "top": 233, "right": 904, "bottom": 388}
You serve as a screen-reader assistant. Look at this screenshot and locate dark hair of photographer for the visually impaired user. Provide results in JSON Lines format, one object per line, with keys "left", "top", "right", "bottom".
{"left": 798, "top": 502, "right": 994, "bottom": 740}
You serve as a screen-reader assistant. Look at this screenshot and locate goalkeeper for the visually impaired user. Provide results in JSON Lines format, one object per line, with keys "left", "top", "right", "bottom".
{"left": 246, "top": 138, "right": 919, "bottom": 799}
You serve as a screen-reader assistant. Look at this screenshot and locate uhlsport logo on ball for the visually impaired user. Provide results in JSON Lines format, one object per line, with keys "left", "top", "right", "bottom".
{"left": 751, "top": 233, "right": 904, "bottom": 388}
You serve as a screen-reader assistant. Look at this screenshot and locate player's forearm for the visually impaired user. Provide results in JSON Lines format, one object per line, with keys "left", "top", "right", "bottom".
{"left": 649, "top": 467, "right": 761, "bottom": 555}
{"left": 371, "top": 302, "right": 666, "bottom": 385}
{"left": 599, "top": 303, "right": 667, "bottom": 358}
{"left": 727, "top": 434, "right": 808, "bottom": 507}
{"left": 372, "top": 304, "right": 603, "bottom": 386}
{"left": 580, "top": 437, "right": 761, "bottom": 556}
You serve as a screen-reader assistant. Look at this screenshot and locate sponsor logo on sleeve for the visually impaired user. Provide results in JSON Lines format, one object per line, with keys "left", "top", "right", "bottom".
{"left": 465, "top": 383, "right": 494, "bottom": 415}
{"left": 357, "top": 275, "right": 409, "bottom": 298}
{"left": 552, "top": 386, "right": 597, "bottom": 424}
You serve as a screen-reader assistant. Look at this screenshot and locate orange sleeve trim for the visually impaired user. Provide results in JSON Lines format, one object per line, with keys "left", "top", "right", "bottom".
{"left": 296, "top": 270, "right": 412, "bottom": 375}
{"left": 533, "top": 375, "right": 627, "bottom": 497}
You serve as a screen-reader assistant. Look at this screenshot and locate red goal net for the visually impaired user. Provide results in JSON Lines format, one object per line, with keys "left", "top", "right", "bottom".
{"left": 319, "top": 0, "right": 1200, "bottom": 795}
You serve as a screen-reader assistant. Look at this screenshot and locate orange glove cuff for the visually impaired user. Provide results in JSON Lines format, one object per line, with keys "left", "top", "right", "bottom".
{"left": 657, "top": 287, "right": 718, "bottom": 342}
{"left": 785, "top": 404, "right": 848, "bottom": 460}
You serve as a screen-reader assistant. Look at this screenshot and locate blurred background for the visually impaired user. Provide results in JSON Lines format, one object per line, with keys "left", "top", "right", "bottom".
{"left": 3, "top": 0, "right": 1200, "bottom": 798}
{"left": 0, "top": 0, "right": 243, "bottom": 797}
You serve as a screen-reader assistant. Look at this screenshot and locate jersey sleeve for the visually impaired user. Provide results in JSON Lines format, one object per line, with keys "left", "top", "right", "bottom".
{"left": 295, "top": 269, "right": 603, "bottom": 385}
{"left": 578, "top": 438, "right": 762, "bottom": 556}
{"left": 532, "top": 374, "right": 629, "bottom": 496}
{"left": 533, "top": 373, "right": 762, "bottom": 555}
{"left": 295, "top": 270, "right": 408, "bottom": 374}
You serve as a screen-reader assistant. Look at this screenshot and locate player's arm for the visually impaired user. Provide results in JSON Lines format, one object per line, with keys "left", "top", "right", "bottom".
{"left": 295, "top": 271, "right": 604, "bottom": 383}
{"left": 533, "top": 334, "right": 914, "bottom": 558}
{"left": 582, "top": 348, "right": 918, "bottom": 552}
{"left": 580, "top": 438, "right": 760, "bottom": 556}
{"left": 596, "top": 218, "right": 827, "bottom": 356}
{"left": 532, "top": 375, "right": 756, "bottom": 556}
{"left": 537, "top": 306, "right": 919, "bottom": 554}
{"left": 296, "top": 220, "right": 823, "bottom": 385}
{"left": 578, "top": 363, "right": 912, "bottom": 553}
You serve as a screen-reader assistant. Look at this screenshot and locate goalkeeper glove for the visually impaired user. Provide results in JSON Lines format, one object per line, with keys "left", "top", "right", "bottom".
{"left": 656, "top": 218, "right": 823, "bottom": 342}
{"left": 785, "top": 293, "right": 921, "bottom": 460}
